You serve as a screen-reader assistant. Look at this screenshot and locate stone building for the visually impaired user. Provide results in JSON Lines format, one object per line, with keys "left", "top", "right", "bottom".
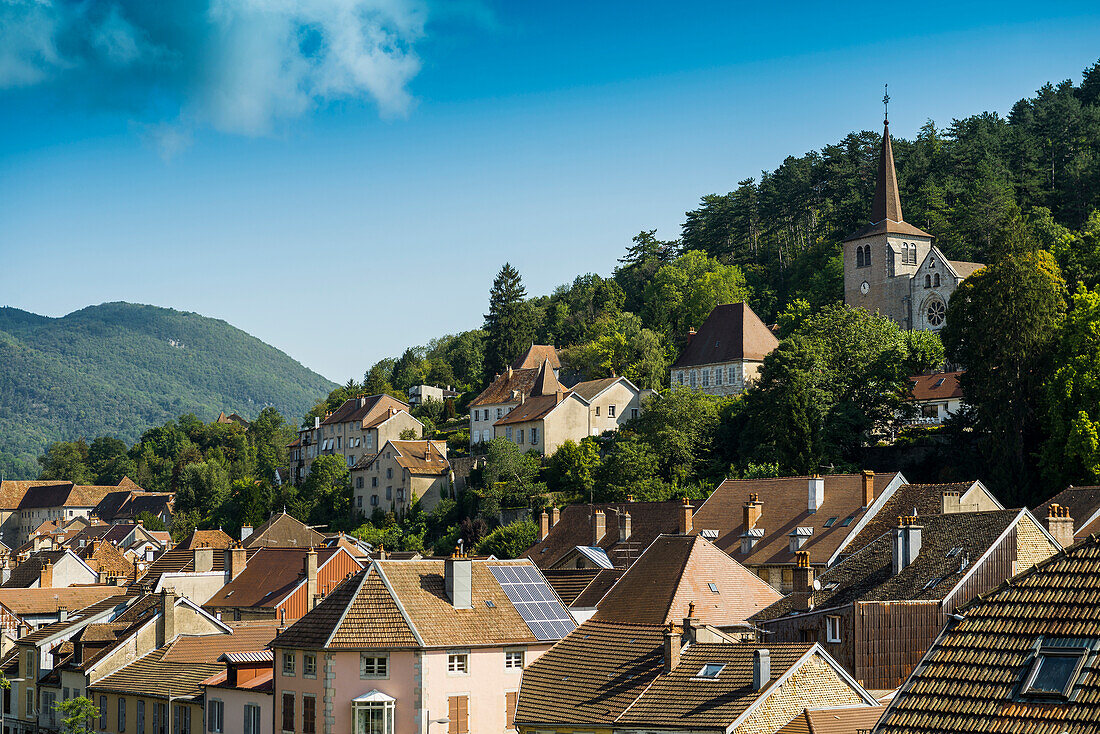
{"left": 670, "top": 302, "right": 778, "bottom": 397}
{"left": 842, "top": 115, "right": 983, "bottom": 331}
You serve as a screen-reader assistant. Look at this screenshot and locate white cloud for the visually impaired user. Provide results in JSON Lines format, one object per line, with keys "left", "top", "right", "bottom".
{"left": 0, "top": 0, "right": 428, "bottom": 140}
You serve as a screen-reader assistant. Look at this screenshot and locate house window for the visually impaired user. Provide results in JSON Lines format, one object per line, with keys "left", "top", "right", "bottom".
{"left": 530, "top": 427, "right": 538, "bottom": 445}
{"left": 100, "top": 696, "right": 108, "bottom": 729}
{"left": 631, "top": 409, "right": 638, "bottom": 419}
{"left": 361, "top": 653, "right": 389, "bottom": 679}
{"left": 696, "top": 663, "right": 725, "bottom": 679}
{"left": 826, "top": 615, "right": 842, "bottom": 643}
{"left": 357, "top": 496, "right": 363, "bottom": 508}
{"left": 925, "top": 274, "right": 931, "bottom": 288}
{"left": 497, "top": 408, "right": 503, "bottom": 419}
{"left": 448, "top": 653, "right": 469, "bottom": 674}
{"left": 396, "top": 489, "right": 404, "bottom": 501}
{"left": 282, "top": 651, "right": 296, "bottom": 676}
{"left": 356, "top": 477, "right": 364, "bottom": 489}
{"left": 448, "top": 695, "right": 469, "bottom": 734}
{"left": 386, "top": 467, "right": 393, "bottom": 479}
{"left": 176, "top": 704, "right": 192, "bottom": 734}
{"left": 505, "top": 650, "right": 525, "bottom": 669}
{"left": 1022, "top": 648, "right": 1088, "bottom": 698}
{"left": 608, "top": 405, "right": 616, "bottom": 418}
{"left": 708, "top": 582, "right": 719, "bottom": 593}
{"left": 207, "top": 699, "right": 223, "bottom": 733}
{"left": 366, "top": 434, "right": 373, "bottom": 450}
{"left": 371, "top": 495, "right": 379, "bottom": 507}
{"left": 517, "top": 429, "right": 524, "bottom": 443}
{"left": 689, "top": 370, "right": 697, "bottom": 387}
{"left": 701, "top": 369, "right": 710, "bottom": 387}
{"left": 386, "top": 487, "right": 392, "bottom": 500}
{"left": 595, "top": 406, "right": 600, "bottom": 416}
{"left": 282, "top": 693, "right": 295, "bottom": 733}
{"left": 155, "top": 702, "right": 168, "bottom": 734}
{"left": 303, "top": 695, "right": 317, "bottom": 734}
{"left": 304, "top": 653, "right": 317, "bottom": 678}
{"left": 347, "top": 455, "right": 355, "bottom": 467}
{"left": 244, "top": 704, "right": 261, "bottom": 734}
{"left": 353, "top": 700, "right": 394, "bottom": 734}
{"left": 676, "top": 372, "right": 684, "bottom": 385}
{"left": 137, "top": 700, "right": 145, "bottom": 733}
{"left": 372, "top": 477, "right": 378, "bottom": 488}
{"left": 506, "top": 427, "right": 513, "bottom": 440}
{"left": 118, "top": 697, "right": 127, "bottom": 731}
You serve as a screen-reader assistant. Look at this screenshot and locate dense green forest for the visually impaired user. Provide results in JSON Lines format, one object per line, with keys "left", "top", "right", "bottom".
{"left": 24, "top": 61, "right": 1100, "bottom": 554}
{"left": 0, "top": 303, "right": 335, "bottom": 479}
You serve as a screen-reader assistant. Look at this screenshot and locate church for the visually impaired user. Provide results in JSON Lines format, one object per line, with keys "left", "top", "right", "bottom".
{"left": 843, "top": 113, "right": 983, "bottom": 330}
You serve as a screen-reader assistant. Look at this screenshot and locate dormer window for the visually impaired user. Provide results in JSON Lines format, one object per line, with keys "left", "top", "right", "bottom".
{"left": 1021, "top": 647, "right": 1088, "bottom": 699}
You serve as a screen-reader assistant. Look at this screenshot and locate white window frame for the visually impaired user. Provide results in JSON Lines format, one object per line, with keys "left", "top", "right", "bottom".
{"left": 504, "top": 649, "right": 525, "bottom": 670}
{"left": 448, "top": 652, "right": 470, "bottom": 675}
{"left": 304, "top": 653, "right": 317, "bottom": 678}
{"left": 208, "top": 698, "right": 224, "bottom": 733}
{"left": 360, "top": 653, "right": 390, "bottom": 679}
{"left": 282, "top": 651, "right": 296, "bottom": 676}
{"left": 826, "top": 615, "right": 842, "bottom": 643}
{"left": 352, "top": 700, "right": 395, "bottom": 734}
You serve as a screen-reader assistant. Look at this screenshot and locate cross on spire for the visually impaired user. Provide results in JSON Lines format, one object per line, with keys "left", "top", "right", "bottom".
{"left": 883, "top": 83, "right": 890, "bottom": 125}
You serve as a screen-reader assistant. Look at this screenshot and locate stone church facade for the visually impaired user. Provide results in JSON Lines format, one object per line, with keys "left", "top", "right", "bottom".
{"left": 843, "top": 117, "right": 983, "bottom": 330}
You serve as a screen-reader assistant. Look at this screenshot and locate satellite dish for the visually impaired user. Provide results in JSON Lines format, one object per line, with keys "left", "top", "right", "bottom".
{"left": 812, "top": 579, "right": 821, "bottom": 591}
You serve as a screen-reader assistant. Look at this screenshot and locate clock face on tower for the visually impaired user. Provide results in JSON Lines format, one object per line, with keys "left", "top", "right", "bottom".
{"left": 860, "top": 281, "right": 870, "bottom": 295}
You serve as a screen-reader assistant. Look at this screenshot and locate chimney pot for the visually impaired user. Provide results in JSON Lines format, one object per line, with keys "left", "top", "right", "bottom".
{"left": 1047, "top": 504, "right": 1075, "bottom": 548}
{"left": 619, "top": 511, "right": 632, "bottom": 541}
{"left": 304, "top": 547, "right": 318, "bottom": 612}
{"left": 663, "top": 623, "right": 681, "bottom": 673}
{"left": 892, "top": 516, "right": 923, "bottom": 575}
{"left": 594, "top": 510, "right": 606, "bottom": 544}
{"left": 551, "top": 507, "right": 560, "bottom": 527}
{"left": 539, "top": 510, "right": 550, "bottom": 542}
{"left": 743, "top": 494, "right": 762, "bottom": 530}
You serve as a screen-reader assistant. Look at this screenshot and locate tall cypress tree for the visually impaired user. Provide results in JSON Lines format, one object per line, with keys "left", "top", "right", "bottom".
{"left": 484, "top": 263, "right": 534, "bottom": 378}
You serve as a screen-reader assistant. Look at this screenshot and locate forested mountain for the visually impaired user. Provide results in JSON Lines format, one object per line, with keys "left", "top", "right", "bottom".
{"left": 0, "top": 302, "right": 335, "bottom": 478}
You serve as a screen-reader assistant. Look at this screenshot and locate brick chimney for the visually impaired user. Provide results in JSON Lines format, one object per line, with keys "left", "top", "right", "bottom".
{"left": 226, "top": 543, "right": 247, "bottom": 582}
{"left": 539, "top": 510, "right": 550, "bottom": 542}
{"left": 942, "top": 490, "right": 962, "bottom": 514}
{"left": 679, "top": 498, "right": 694, "bottom": 535}
{"left": 663, "top": 623, "right": 681, "bottom": 673}
{"left": 194, "top": 543, "right": 214, "bottom": 573}
{"left": 304, "top": 547, "right": 318, "bottom": 612}
{"left": 1047, "top": 504, "right": 1075, "bottom": 548}
{"left": 551, "top": 507, "right": 560, "bottom": 527}
{"left": 861, "top": 470, "right": 875, "bottom": 507}
{"left": 793, "top": 551, "right": 814, "bottom": 593}
{"left": 594, "top": 510, "right": 606, "bottom": 543}
{"left": 808, "top": 475, "right": 825, "bottom": 513}
{"left": 39, "top": 559, "right": 53, "bottom": 588}
{"left": 619, "top": 511, "right": 632, "bottom": 542}
{"left": 681, "top": 601, "right": 697, "bottom": 645}
{"left": 892, "top": 516, "right": 923, "bottom": 575}
{"left": 743, "top": 493, "right": 762, "bottom": 530}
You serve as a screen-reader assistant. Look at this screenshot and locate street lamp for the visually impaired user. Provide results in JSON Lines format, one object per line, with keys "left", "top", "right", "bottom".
{"left": 430, "top": 716, "right": 450, "bottom": 731}
{"left": 2, "top": 677, "right": 26, "bottom": 734}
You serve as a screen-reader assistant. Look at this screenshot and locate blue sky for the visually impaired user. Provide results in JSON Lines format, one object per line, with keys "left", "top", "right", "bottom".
{"left": 2, "top": 1, "right": 1099, "bottom": 382}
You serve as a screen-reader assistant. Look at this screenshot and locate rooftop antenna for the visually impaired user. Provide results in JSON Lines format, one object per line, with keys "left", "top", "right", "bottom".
{"left": 883, "top": 83, "right": 890, "bottom": 125}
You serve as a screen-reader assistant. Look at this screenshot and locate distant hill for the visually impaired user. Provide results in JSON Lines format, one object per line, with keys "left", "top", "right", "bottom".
{"left": 0, "top": 302, "right": 336, "bottom": 478}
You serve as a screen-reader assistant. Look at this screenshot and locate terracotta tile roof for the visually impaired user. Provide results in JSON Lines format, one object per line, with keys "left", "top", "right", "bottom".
{"left": 522, "top": 501, "right": 683, "bottom": 570}
{"left": 468, "top": 367, "right": 540, "bottom": 408}
{"left": 515, "top": 619, "right": 667, "bottom": 727}
{"left": 671, "top": 302, "right": 779, "bottom": 368}
{"left": 909, "top": 371, "right": 964, "bottom": 402}
{"left": 243, "top": 512, "right": 326, "bottom": 549}
{"left": 616, "top": 643, "right": 816, "bottom": 728}
{"left": 777, "top": 706, "right": 884, "bottom": 734}
{"left": 512, "top": 344, "right": 561, "bottom": 371}
{"left": 1034, "top": 486, "right": 1100, "bottom": 540}
{"left": 542, "top": 569, "right": 602, "bottom": 605}
{"left": 76, "top": 540, "right": 135, "bottom": 579}
{"left": 18, "top": 594, "right": 132, "bottom": 645}
{"left": 203, "top": 547, "right": 347, "bottom": 610}
{"left": 841, "top": 481, "right": 982, "bottom": 557}
{"left": 320, "top": 393, "right": 410, "bottom": 427}
{"left": 272, "top": 570, "right": 370, "bottom": 649}
{"left": 176, "top": 529, "right": 234, "bottom": 550}
{"left": 593, "top": 535, "right": 780, "bottom": 626}
{"left": 161, "top": 622, "right": 279, "bottom": 663}
{"left": 571, "top": 569, "right": 624, "bottom": 607}
{"left": 0, "top": 586, "right": 119, "bottom": 616}
{"left": 92, "top": 647, "right": 222, "bottom": 700}
{"left": 753, "top": 510, "right": 1035, "bottom": 622}
{"left": 570, "top": 377, "right": 625, "bottom": 401}
{"left": 275, "top": 559, "right": 572, "bottom": 650}
{"left": 3, "top": 549, "right": 74, "bottom": 588}
{"left": 0, "top": 480, "right": 65, "bottom": 509}
{"left": 139, "top": 547, "right": 226, "bottom": 586}
{"left": 876, "top": 535, "right": 1100, "bottom": 734}
{"left": 493, "top": 393, "right": 569, "bottom": 426}
{"left": 97, "top": 490, "right": 173, "bottom": 522}
{"left": 693, "top": 473, "right": 902, "bottom": 567}
{"left": 381, "top": 440, "right": 450, "bottom": 476}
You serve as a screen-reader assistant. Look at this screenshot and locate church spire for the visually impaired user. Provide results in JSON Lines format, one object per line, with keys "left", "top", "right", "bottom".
{"left": 871, "top": 84, "right": 903, "bottom": 224}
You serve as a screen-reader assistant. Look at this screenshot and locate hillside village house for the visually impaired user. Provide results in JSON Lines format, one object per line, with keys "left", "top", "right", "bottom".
{"left": 351, "top": 440, "right": 451, "bottom": 517}
{"left": 271, "top": 555, "right": 575, "bottom": 734}
{"left": 670, "top": 302, "right": 779, "bottom": 396}
{"left": 201, "top": 650, "right": 275, "bottom": 734}
{"left": 471, "top": 358, "right": 646, "bottom": 455}
{"left": 843, "top": 114, "right": 984, "bottom": 330}
{"left": 909, "top": 371, "right": 965, "bottom": 424}
{"left": 875, "top": 535, "right": 1100, "bottom": 733}
{"left": 1, "top": 548, "right": 98, "bottom": 588}
{"left": 1035, "top": 485, "right": 1100, "bottom": 542}
{"left": 291, "top": 394, "right": 423, "bottom": 482}
{"left": 753, "top": 509, "right": 1061, "bottom": 689}
{"left": 407, "top": 384, "right": 459, "bottom": 409}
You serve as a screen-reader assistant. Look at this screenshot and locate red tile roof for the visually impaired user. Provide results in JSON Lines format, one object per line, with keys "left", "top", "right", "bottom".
{"left": 909, "top": 371, "right": 963, "bottom": 401}
{"left": 469, "top": 367, "right": 541, "bottom": 408}
{"left": 511, "top": 344, "right": 561, "bottom": 371}
{"left": 320, "top": 394, "right": 409, "bottom": 427}
{"left": 203, "top": 547, "right": 351, "bottom": 610}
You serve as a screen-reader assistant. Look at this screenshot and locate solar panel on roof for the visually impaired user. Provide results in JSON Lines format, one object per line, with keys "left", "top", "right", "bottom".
{"left": 489, "top": 565, "right": 577, "bottom": 641}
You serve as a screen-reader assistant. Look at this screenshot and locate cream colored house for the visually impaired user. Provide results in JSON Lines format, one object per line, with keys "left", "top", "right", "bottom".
{"left": 351, "top": 440, "right": 451, "bottom": 517}
{"left": 291, "top": 395, "right": 423, "bottom": 483}
{"left": 469, "top": 345, "right": 562, "bottom": 447}
{"left": 571, "top": 376, "right": 646, "bottom": 434}
{"left": 670, "top": 302, "right": 778, "bottom": 397}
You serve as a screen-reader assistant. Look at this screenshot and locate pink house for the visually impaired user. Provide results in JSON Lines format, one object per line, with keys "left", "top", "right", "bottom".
{"left": 271, "top": 556, "right": 575, "bottom": 734}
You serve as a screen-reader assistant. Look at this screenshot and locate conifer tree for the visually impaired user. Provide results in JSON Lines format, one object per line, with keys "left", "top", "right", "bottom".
{"left": 483, "top": 263, "right": 534, "bottom": 378}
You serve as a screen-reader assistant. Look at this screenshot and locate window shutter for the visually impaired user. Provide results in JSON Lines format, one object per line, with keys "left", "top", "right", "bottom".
{"left": 448, "top": 697, "right": 458, "bottom": 734}
{"left": 506, "top": 691, "right": 517, "bottom": 728}
{"left": 459, "top": 695, "right": 469, "bottom": 733}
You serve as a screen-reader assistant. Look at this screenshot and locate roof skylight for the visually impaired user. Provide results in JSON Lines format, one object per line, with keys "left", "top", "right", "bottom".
{"left": 707, "top": 583, "right": 718, "bottom": 593}
{"left": 823, "top": 517, "right": 838, "bottom": 528}
{"left": 696, "top": 663, "right": 725, "bottom": 679}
